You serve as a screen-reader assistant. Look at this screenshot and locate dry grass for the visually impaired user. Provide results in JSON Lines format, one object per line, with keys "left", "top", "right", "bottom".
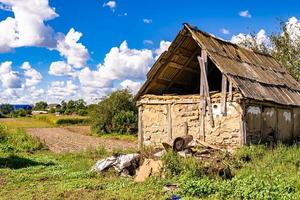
{"left": 0, "top": 118, "right": 53, "bottom": 128}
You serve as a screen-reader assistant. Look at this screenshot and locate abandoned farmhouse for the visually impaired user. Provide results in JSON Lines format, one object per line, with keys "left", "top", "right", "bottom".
{"left": 136, "top": 23, "right": 300, "bottom": 149}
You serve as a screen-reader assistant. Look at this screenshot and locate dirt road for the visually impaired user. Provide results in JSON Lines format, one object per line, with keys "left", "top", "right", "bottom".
{"left": 26, "top": 128, "right": 136, "bottom": 153}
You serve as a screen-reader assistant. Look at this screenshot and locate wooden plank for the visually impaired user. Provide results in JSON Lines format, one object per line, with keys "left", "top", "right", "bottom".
{"left": 167, "top": 104, "right": 173, "bottom": 141}
{"left": 198, "top": 55, "right": 205, "bottom": 140}
{"left": 229, "top": 80, "right": 233, "bottom": 101}
{"left": 199, "top": 56, "right": 214, "bottom": 128}
{"left": 138, "top": 106, "right": 144, "bottom": 149}
{"left": 221, "top": 75, "right": 228, "bottom": 116}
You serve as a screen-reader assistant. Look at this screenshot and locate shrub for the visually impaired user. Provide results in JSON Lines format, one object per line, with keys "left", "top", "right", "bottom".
{"left": 0, "top": 104, "right": 14, "bottom": 115}
{"left": 10, "top": 109, "right": 30, "bottom": 118}
{"left": 90, "top": 89, "right": 137, "bottom": 134}
{"left": 112, "top": 111, "right": 137, "bottom": 134}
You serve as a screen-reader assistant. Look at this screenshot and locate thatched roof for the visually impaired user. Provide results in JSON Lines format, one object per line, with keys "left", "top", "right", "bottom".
{"left": 136, "top": 23, "right": 300, "bottom": 106}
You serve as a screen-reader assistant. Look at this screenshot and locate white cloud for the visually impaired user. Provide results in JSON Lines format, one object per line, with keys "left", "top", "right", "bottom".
{"left": 120, "top": 79, "right": 142, "bottom": 94}
{"left": 231, "top": 29, "right": 270, "bottom": 49}
{"left": 49, "top": 61, "right": 75, "bottom": 77}
{"left": 155, "top": 40, "right": 171, "bottom": 59}
{"left": 47, "top": 80, "right": 78, "bottom": 100}
{"left": 0, "top": 61, "right": 22, "bottom": 88}
{"left": 103, "top": 1, "right": 116, "bottom": 11}
{"left": 0, "top": 0, "right": 58, "bottom": 52}
{"left": 239, "top": 10, "right": 252, "bottom": 18}
{"left": 143, "top": 18, "right": 152, "bottom": 24}
{"left": 97, "top": 40, "right": 154, "bottom": 81}
{"left": 285, "top": 17, "right": 300, "bottom": 42}
{"left": 21, "top": 62, "right": 43, "bottom": 87}
{"left": 78, "top": 67, "right": 113, "bottom": 88}
{"left": 220, "top": 28, "right": 230, "bottom": 35}
{"left": 143, "top": 40, "right": 154, "bottom": 45}
{"left": 57, "top": 28, "right": 89, "bottom": 68}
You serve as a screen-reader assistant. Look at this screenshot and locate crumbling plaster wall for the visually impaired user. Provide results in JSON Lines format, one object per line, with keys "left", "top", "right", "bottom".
{"left": 138, "top": 93, "right": 243, "bottom": 147}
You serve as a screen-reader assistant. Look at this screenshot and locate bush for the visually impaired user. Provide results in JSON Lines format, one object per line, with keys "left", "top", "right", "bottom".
{"left": 90, "top": 89, "right": 137, "bottom": 134}
{"left": 33, "top": 114, "right": 89, "bottom": 125}
{"left": 10, "top": 109, "right": 30, "bottom": 118}
{"left": 112, "top": 111, "right": 137, "bottom": 134}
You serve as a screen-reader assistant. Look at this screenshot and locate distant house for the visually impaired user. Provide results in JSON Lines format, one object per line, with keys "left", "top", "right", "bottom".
{"left": 47, "top": 104, "right": 61, "bottom": 110}
{"left": 32, "top": 111, "right": 48, "bottom": 115}
{"left": 135, "top": 24, "right": 300, "bottom": 149}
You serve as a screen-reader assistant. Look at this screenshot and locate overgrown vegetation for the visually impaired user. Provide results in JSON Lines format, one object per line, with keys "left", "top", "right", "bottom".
{"left": 90, "top": 89, "right": 137, "bottom": 134}
{"left": 0, "top": 120, "right": 299, "bottom": 199}
{"left": 32, "top": 114, "right": 89, "bottom": 125}
{"left": 0, "top": 124, "right": 45, "bottom": 153}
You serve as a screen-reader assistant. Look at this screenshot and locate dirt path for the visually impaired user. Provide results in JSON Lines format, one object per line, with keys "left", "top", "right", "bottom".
{"left": 26, "top": 128, "right": 136, "bottom": 153}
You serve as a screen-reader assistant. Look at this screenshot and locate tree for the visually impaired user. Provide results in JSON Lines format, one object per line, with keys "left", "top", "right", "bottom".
{"left": 270, "top": 21, "right": 300, "bottom": 81}
{"left": 89, "top": 89, "right": 137, "bottom": 134}
{"left": 232, "top": 19, "right": 300, "bottom": 82}
{"left": 33, "top": 101, "right": 48, "bottom": 111}
{"left": 0, "top": 104, "right": 14, "bottom": 115}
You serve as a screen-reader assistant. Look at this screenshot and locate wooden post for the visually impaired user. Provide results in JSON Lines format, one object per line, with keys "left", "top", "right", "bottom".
{"left": 167, "top": 103, "right": 172, "bottom": 141}
{"left": 198, "top": 55, "right": 214, "bottom": 128}
{"left": 183, "top": 122, "right": 188, "bottom": 136}
{"left": 229, "top": 80, "right": 233, "bottom": 101}
{"left": 138, "top": 106, "right": 144, "bottom": 149}
{"left": 221, "top": 75, "right": 228, "bottom": 116}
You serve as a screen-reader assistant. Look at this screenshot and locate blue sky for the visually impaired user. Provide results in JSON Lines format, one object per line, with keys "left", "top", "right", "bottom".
{"left": 0, "top": 0, "right": 299, "bottom": 104}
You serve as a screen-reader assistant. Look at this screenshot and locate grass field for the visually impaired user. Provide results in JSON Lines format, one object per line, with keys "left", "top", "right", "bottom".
{"left": 0, "top": 119, "right": 299, "bottom": 199}
{"left": 0, "top": 118, "right": 54, "bottom": 128}
{"left": 32, "top": 114, "right": 90, "bottom": 125}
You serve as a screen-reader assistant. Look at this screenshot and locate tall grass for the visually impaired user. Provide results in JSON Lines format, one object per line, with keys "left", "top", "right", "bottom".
{"left": 0, "top": 124, "right": 45, "bottom": 153}
{"left": 32, "top": 114, "right": 90, "bottom": 125}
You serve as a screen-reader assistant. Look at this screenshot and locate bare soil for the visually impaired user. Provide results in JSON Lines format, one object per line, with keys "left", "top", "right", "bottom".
{"left": 26, "top": 128, "right": 136, "bottom": 153}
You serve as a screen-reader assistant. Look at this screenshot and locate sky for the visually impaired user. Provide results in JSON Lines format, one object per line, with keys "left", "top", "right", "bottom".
{"left": 0, "top": 0, "right": 299, "bottom": 104}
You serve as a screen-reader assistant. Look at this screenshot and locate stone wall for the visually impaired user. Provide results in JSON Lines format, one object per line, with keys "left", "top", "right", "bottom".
{"left": 138, "top": 93, "right": 243, "bottom": 148}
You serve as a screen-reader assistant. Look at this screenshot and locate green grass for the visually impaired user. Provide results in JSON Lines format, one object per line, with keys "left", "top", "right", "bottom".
{"left": 0, "top": 117, "right": 54, "bottom": 128}
{"left": 1, "top": 124, "right": 299, "bottom": 199}
{"left": 32, "top": 114, "right": 90, "bottom": 125}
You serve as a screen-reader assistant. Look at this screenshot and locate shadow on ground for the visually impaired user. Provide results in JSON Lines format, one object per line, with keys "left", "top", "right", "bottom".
{"left": 0, "top": 155, "right": 55, "bottom": 169}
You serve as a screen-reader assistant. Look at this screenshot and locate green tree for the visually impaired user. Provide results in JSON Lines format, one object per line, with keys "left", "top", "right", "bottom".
{"left": 89, "top": 89, "right": 137, "bottom": 134}
{"left": 33, "top": 101, "right": 48, "bottom": 111}
{"left": 0, "top": 104, "right": 14, "bottom": 115}
{"left": 270, "top": 21, "right": 300, "bottom": 81}
{"left": 233, "top": 19, "right": 300, "bottom": 81}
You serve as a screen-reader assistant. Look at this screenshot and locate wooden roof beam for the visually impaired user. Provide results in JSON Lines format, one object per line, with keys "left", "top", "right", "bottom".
{"left": 166, "top": 49, "right": 200, "bottom": 91}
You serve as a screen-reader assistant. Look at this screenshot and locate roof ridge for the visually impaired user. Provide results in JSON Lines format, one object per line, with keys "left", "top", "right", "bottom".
{"left": 183, "top": 23, "right": 273, "bottom": 58}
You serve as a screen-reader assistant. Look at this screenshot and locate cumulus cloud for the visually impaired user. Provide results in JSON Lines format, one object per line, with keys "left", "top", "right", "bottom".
{"left": 231, "top": 29, "right": 270, "bottom": 49}
{"left": 57, "top": 28, "right": 90, "bottom": 68}
{"left": 239, "top": 10, "right": 252, "bottom": 18}
{"left": 120, "top": 79, "right": 142, "bottom": 94}
{"left": 0, "top": 61, "right": 22, "bottom": 88}
{"left": 0, "top": 0, "right": 58, "bottom": 52}
{"left": 49, "top": 61, "right": 75, "bottom": 77}
{"left": 21, "top": 62, "right": 43, "bottom": 87}
{"left": 78, "top": 67, "right": 113, "bottom": 88}
{"left": 103, "top": 1, "right": 116, "bottom": 11}
{"left": 47, "top": 80, "right": 78, "bottom": 100}
{"left": 220, "top": 28, "right": 230, "bottom": 35}
{"left": 97, "top": 40, "right": 154, "bottom": 80}
{"left": 155, "top": 40, "right": 171, "bottom": 59}
{"left": 143, "top": 18, "right": 152, "bottom": 24}
{"left": 285, "top": 17, "right": 300, "bottom": 42}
